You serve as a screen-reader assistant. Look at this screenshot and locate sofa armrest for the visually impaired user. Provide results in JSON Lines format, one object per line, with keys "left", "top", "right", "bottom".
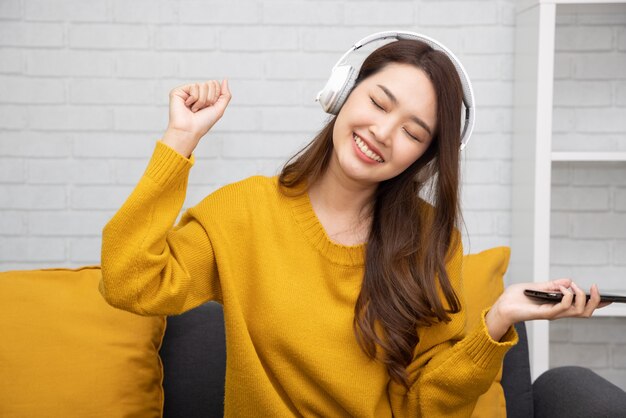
{"left": 533, "top": 366, "right": 626, "bottom": 418}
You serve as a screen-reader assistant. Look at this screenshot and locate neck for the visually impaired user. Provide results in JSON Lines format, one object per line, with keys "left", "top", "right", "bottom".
{"left": 309, "top": 160, "right": 377, "bottom": 219}
{"left": 307, "top": 155, "right": 378, "bottom": 246}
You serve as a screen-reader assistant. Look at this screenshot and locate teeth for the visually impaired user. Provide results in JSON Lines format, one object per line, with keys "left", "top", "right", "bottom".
{"left": 353, "top": 134, "right": 384, "bottom": 163}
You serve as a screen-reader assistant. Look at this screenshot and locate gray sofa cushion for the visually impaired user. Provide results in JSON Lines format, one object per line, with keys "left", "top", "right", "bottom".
{"left": 160, "top": 302, "right": 226, "bottom": 418}
{"left": 501, "top": 322, "right": 534, "bottom": 418}
{"left": 533, "top": 365, "right": 626, "bottom": 418}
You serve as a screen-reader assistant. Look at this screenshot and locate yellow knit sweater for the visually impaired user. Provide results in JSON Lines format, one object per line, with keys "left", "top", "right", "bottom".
{"left": 99, "top": 140, "right": 518, "bottom": 418}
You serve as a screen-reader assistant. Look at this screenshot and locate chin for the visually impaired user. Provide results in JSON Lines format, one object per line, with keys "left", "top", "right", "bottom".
{"left": 341, "top": 163, "right": 385, "bottom": 185}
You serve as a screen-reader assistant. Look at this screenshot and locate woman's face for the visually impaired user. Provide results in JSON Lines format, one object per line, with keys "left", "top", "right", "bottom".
{"left": 331, "top": 62, "right": 437, "bottom": 187}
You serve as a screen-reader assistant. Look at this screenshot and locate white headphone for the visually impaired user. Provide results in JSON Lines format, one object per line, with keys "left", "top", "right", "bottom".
{"left": 315, "top": 30, "right": 475, "bottom": 150}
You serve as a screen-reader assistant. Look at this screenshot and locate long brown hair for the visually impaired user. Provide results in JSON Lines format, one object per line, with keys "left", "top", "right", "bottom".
{"left": 279, "top": 39, "right": 464, "bottom": 389}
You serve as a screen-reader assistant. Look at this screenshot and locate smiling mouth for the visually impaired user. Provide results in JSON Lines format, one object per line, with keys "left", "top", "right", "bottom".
{"left": 353, "top": 133, "right": 384, "bottom": 163}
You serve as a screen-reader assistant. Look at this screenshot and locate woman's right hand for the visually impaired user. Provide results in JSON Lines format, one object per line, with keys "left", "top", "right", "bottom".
{"left": 162, "top": 79, "right": 232, "bottom": 158}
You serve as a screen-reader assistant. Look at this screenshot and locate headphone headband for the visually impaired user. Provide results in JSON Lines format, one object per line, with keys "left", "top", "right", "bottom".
{"left": 316, "top": 30, "right": 475, "bottom": 150}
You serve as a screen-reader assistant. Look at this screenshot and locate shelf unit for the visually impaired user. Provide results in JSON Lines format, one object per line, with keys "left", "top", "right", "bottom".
{"left": 511, "top": 0, "right": 626, "bottom": 380}
{"left": 551, "top": 152, "right": 626, "bottom": 161}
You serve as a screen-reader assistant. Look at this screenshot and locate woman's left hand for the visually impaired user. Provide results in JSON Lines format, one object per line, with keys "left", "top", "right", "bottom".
{"left": 484, "top": 278, "right": 612, "bottom": 341}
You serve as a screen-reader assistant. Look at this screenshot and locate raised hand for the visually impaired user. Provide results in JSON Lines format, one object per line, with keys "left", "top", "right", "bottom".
{"left": 484, "top": 279, "right": 612, "bottom": 341}
{"left": 162, "top": 79, "right": 232, "bottom": 158}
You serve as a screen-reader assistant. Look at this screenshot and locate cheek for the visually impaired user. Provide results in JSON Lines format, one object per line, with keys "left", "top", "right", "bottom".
{"left": 394, "top": 141, "right": 427, "bottom": 168}
{"left": 333, "top": 110, "right": 351, "bottom": 138}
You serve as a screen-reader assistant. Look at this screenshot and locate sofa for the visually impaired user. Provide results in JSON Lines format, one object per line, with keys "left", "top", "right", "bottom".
{"left": 2, "top": 247, "right": 626, "bottom": 417}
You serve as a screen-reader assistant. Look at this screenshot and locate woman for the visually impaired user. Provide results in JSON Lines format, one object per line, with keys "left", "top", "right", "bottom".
{"left": 99, "top": 37, "right": 607, "bottom": 417}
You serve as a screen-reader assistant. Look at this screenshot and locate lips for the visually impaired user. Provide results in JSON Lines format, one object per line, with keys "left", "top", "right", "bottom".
{"left": 353, "top": 133, "right": 384, "bottom": 163}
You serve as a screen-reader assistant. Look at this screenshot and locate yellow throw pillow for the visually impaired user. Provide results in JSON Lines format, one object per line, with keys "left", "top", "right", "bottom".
{"left": 0, "top": 266, "right": 166, "bottom": 418}
{"left": 463, "top": 247, "right": 511, "bottom": 418}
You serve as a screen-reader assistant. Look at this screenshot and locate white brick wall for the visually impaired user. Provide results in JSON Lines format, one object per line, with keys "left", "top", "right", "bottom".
{"left": 0, "top": 0, "right": 519, "bottom": 270}
{"left": 551, "top": 318, "right": 626, "bottom": 389}
{"left": 550, "top": 4, "right": 626, "bottom": 390}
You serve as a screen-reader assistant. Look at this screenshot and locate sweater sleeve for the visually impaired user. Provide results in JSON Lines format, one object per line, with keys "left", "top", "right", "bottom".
{"left": 388, "top": 238, "right": 518, "bottom": 418}
{"left": 99, "top": 140, "right": 222, "bottom": 316}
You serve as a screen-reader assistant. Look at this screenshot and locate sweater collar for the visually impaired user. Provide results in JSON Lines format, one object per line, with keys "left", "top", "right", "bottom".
{"left": 284, "top": 179, "right": 366, "bottom": 268}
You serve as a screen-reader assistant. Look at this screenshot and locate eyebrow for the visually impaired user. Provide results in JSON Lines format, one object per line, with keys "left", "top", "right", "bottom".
{"left": 376, "top": 84, "right": 433, "bottom": 136}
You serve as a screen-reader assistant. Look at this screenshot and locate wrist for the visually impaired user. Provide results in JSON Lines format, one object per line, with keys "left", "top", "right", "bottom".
{"left": 484, "top": 302, "right": 513, "bottom": 342}
{"left": 161, "top": 127, "right": 199, "bottom": 158}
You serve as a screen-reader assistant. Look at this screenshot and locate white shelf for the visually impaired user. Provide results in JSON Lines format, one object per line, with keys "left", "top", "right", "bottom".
{"left": 592, "top": 303, "right": 626, "bottom": 317}
{"left": 552, "top": 0, "right": 626, "bottom": 4}
{"left": 512, "top": 0, "right": 626, "bottom": 381}
{"left": 518, "top": 0, "right": 626, "bottom": 15}
{"left": 552, "top": 152, "right": 626, "bottom": 162}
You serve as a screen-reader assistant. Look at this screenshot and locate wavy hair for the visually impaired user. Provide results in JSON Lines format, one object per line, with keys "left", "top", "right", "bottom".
{"left": 279, "top": 39, "right": 464, "bottom": 389}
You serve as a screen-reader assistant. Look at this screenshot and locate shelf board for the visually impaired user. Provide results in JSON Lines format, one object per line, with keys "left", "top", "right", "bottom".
{"left": 592, "top": 303, "right": 626, "bottom": 317}
{"left": 541, "top": 0, "right": 626, "bottom": 4}
{"left": 553, "top": 0, "right": 626, "bottom": 3}
{"left": 551, "top": 152, "right": 626, "bottom": 162}
{"left": 518, "top": 0, "right": 626, "bottom": 14}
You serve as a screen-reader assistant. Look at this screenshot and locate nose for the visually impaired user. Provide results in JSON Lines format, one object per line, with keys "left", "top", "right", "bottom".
{"left": 369, "top": 117, "right": 394, "bottom": 146}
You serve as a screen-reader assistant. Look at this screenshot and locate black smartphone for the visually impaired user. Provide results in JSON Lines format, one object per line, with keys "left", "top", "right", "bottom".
{"left": 524, "top": 289, "right": 626, "bottom": 304}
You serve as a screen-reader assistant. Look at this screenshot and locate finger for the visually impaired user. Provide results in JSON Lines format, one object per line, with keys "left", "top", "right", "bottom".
{"left": 212, "top": 79, "right": 232, "bottom": 115}
{"left": 581, "top": 283, "right": 601, "bottom": 317}
{"left": 558, "top": 284, "right": 574, "bottom": 308}
{"left": 184, "top": 83, "right": 195, "bottom": 105}
{"left": 589, "top": 283, "right": 601, "bottom": 306}
{"left": 222, "top": 78, "right": 230, "bottom": 97}
{"left": 185, "top": 83, "right": 199, "bottom": 106}
{"left": 203, "top": 81, "right": 213, "bottom": 107}
{"left": 193, "top": 82, "right": 209, "bottom": 112}
{"left": 211, "top": 80, "right": 222, "bottom": 104}
{"left": 205, "top": 80, "right": 215, "bottom": 104}
{"left": 570, "top": 282, "right": 586, "bottom": 315}
{"left": 170, "top": 86, "right": 190, "bottom": 101}
{"left": 215, "top": 80, "right": 221, "bottom": 101}
{"left": 591, "top": 284, "right": 614, "bottom": 309}
{"left": 543, "top": 284, "right": 574, "bottom": 320}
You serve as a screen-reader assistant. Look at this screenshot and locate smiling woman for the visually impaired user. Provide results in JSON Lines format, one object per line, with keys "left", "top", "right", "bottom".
{"left": 98, "top": 31, "right": 609, "bottom": 418}
{"left": 280, "top": 38, "right": 466, "bottom": 390}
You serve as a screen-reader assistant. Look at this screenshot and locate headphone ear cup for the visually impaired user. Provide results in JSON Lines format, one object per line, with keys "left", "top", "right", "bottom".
{"left": 329, "top": 66, "right": 357, "bottom": 115}
{"left": 317, "top": 64, "right": 357, "bottom": 115}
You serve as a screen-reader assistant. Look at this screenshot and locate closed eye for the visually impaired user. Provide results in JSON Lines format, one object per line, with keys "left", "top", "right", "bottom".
{"left": 403, "top": 128, "right": 421, "bottom": 142}
{"left": 370, "top": 97, "right": 384, "bottom": 111}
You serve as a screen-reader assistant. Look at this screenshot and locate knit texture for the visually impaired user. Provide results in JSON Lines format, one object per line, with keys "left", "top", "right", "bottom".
{"left": 100, "top": 140, "right": 518, "bottom": 417}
